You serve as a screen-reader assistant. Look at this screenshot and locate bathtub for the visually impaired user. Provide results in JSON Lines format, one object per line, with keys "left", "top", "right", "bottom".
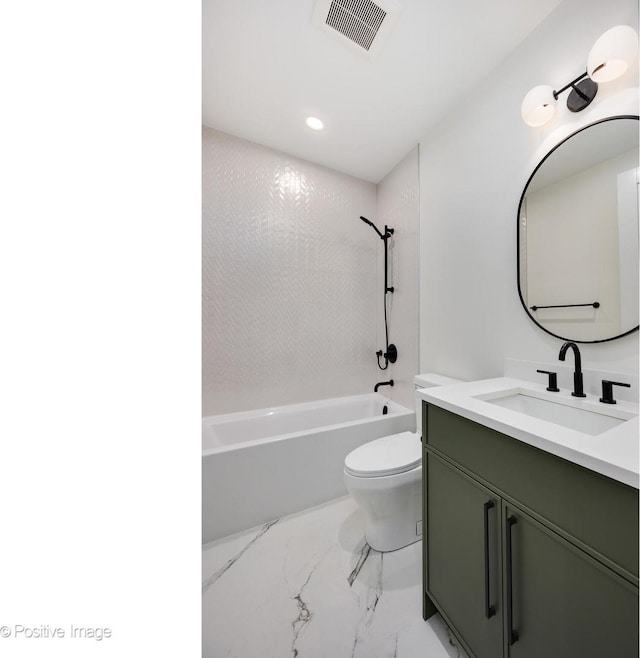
{"left": 202, "top": 393, "right": 415, "bottom": 543}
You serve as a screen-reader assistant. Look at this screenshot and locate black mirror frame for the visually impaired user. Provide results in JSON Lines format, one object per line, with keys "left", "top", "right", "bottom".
{"left": 517, "top": 114, "right": 640, "bottom": 344}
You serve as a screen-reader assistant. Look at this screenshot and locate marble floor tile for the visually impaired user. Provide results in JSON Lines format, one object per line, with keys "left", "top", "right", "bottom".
{"left": 202, "top": 496, "right": 468, "bottom": 658}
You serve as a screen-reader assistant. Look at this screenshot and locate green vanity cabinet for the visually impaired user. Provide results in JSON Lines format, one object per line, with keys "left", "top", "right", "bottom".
{"left": 426, "top": 454, "right": 502, "bottom": 657}
{"left": 422, "top": 402, "right": 639, "bottom": 658}
{"left": 503, "top": 502, "right": 638, "bottom": 658}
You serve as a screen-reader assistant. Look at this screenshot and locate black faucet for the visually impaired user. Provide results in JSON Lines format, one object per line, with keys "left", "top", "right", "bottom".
{"left": 374, "top": 380, "right": 394, "bottom": 393}
{"left": 558, "top": 342, "right": 586, "bottom": 397}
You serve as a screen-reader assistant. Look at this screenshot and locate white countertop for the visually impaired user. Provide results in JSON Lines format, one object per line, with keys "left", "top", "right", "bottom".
{"left": 418, "top": 377, "right": 639, "bottom": 489}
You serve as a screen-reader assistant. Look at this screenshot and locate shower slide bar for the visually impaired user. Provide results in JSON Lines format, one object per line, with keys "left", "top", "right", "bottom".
{"left": 359, "top": 215, "right": 397, "bottom": 370}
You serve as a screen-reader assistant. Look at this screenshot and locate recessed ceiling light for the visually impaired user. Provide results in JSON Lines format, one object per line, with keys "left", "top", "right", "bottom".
{"left": 305, "top": 116, "right": 324, "bottom": 131}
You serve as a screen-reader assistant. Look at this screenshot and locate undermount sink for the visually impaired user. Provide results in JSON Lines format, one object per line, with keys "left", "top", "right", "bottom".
{"left": 476, "top": 389, "right": 637, "bottom": 436}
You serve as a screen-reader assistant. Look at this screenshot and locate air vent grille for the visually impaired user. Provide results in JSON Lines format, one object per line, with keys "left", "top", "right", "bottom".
{"left": 325, "top": 0, "right": 387, "bottom": 51}
{"left": 312, "top": 0, "right": 399, "bottom": 57}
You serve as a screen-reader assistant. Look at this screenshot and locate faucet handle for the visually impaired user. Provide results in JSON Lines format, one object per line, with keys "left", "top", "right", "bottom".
{"left": 599, "top": 380, "right": 631, "bottom": 405}
{"left": 537, "top": 369, "right": 559, "bottom": 392}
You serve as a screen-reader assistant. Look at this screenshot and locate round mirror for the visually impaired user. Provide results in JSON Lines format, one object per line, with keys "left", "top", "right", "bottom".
{"left": 518, "top": 115, "right": 639, "bottom": 343}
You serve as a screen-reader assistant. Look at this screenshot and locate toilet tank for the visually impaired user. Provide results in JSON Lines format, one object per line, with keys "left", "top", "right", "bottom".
{"left": 413, "top": 373, "right": 463, "bottom": 437}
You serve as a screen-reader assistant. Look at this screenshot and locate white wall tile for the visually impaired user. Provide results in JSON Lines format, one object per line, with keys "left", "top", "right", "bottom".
{"left": 203, "top": 127, "right": 381, "bottom": 415}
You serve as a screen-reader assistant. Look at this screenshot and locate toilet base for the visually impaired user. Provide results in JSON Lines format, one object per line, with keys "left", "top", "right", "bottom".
{"left": 365, "top": 525, "right": 421, "bottom": 553}
{"left": 344, "top": 466, "right": 422, "bottom": 553}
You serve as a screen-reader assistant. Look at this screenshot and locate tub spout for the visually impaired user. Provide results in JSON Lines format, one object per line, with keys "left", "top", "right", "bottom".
{"left": 374, "top": 380, "right": 394, "bottom": 393}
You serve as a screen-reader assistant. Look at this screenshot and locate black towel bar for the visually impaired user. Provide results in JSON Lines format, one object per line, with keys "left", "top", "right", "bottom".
{"left": 530, "top": 302, "right": 600, "bottom": 311}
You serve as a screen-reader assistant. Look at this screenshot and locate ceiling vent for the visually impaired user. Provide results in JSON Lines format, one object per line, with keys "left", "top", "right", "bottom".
{"left": 312, "top": 0, "right": 400, "bottom": 57}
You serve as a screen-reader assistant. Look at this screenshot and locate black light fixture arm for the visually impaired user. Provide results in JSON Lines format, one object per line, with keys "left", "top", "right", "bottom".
{"left": 552, "top": 69, "right": 598, "bottom": 113}
{"left": 553, "top": 71, "right": 591, "bottom": 100}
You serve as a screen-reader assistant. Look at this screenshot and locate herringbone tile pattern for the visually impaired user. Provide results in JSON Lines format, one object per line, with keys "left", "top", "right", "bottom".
{"left": 203, "top": 128, "right": 380, "bottom": 415}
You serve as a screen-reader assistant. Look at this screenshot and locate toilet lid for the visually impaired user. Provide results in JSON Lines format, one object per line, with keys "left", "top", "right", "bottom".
{"left": 344, "top": 432, "right": 421, "bottom": 478}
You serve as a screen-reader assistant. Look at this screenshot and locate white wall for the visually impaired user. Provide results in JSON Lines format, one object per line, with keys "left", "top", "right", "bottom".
{"left": 419, "top": 0, "right": 639, "bottom": 382}
{"left": 203, "top": 127, "right": 378, "bottom": 415}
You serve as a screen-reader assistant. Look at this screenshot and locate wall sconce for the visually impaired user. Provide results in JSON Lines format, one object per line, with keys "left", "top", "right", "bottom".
{"left": 521, "top": 25, "right": 639, "bottom": 127}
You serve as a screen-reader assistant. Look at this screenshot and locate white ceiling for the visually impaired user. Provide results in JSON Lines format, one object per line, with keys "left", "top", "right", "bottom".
{"left": 203, "top": 0, "right": 564, "bottom": 183}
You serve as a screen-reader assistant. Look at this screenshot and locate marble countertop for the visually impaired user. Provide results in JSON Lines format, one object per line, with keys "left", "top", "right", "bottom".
{"left": 418, "top": 377, "right": 639, "bottom": 489}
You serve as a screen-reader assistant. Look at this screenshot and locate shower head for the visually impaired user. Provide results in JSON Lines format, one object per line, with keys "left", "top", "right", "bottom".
{"left": 359, "top": 215, "right": 384, "bottom": 239}
{"left": 359, "top": 216, "right": 395, "bottom": 240}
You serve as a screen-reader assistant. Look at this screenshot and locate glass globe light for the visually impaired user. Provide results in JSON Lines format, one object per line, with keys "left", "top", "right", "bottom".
{"left": 521, "top": 85, "right": 557, "bottom": 127}
{"left": 587, "top": 25, "right": 639, "bottom": 83}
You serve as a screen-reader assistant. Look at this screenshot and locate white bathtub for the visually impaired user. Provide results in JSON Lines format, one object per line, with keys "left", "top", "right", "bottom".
{"left": 202, "top": 393, "right": 415, "bottom": 543}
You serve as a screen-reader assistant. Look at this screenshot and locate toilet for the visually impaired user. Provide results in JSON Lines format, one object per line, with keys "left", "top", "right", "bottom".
{"left": 344, "top": 373, "right": 461, "bottom": 552}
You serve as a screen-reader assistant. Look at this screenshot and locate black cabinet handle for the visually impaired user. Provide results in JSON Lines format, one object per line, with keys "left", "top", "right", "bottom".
{"left": 483, "top": 500, "right": 495, "bottom": 619}
{"left": 506, "top": 515, "right": 519, "bottom": 645}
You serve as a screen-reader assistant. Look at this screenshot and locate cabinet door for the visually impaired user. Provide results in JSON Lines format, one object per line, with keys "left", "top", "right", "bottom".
{"left": 504, "top": 503, "right": 638, "bottom": 658}
{"left": 425, "top": 453, "right": 502, "bottom": 657}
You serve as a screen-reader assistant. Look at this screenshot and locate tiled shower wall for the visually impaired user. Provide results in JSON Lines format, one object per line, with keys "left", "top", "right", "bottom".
{"left": 203, "top": 127, "right": 420, "bottom": 416}
{"left": 203, "top": 127, "right": 380, "bottom": 415}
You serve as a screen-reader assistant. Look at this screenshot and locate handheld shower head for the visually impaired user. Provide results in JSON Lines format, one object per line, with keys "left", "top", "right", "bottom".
{"left": 359, "top": 216, "right": 395, "bottom": 240}
{"left": 359, "top": 215, "right": 384, "bottom": 239}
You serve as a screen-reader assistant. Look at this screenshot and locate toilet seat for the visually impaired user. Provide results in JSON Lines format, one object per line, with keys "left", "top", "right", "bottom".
{"left": 344, "top": 431, "right": 421, "bottom": 478}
